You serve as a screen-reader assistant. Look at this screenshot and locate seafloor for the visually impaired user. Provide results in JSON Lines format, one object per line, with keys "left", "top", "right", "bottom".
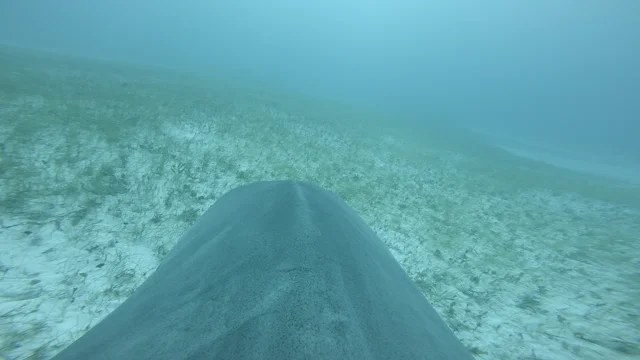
{"left": 1, "top": 46, "right": 638, "bottom": 360}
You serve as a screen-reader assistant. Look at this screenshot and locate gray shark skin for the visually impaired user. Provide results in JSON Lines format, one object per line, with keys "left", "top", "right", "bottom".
{"left": 52, "top": 180, "right": 474, "bottom": 360}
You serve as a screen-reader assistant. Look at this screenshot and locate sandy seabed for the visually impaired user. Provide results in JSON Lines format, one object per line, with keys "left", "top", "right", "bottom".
{"left": 1, "top": 46, "right": 639, "bottom": 360}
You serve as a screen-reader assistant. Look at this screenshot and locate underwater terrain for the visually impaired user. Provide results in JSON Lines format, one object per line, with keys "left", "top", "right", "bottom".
{"left": 0, "top": 46, "right": 639, "bottom": 360}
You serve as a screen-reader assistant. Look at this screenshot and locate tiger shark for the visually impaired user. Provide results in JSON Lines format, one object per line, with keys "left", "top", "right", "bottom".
{"left": 51, "top": 180, "right": 474, "bottom": 359}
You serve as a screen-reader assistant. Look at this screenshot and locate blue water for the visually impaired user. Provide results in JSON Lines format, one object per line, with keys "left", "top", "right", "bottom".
{"left": 1, "top": 1, "right": 638, "bottom": 173}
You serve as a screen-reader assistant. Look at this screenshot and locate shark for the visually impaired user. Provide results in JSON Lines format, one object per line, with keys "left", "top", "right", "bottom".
{"left": 51, "top": 180, "right": 474, "bottom": 360}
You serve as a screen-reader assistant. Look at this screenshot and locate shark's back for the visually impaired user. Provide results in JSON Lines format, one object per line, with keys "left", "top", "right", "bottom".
{"left": 52, "top": 180, "right": 474, "bottom": 360}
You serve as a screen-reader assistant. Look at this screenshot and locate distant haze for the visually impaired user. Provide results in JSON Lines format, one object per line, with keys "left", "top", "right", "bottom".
{"left": 1, "top": 0, "right": 638, "bottom": 164}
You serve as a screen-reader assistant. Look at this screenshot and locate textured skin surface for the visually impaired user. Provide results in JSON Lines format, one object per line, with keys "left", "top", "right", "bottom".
{"left": 52, "top": 180, "right": 474, "bottom": 360}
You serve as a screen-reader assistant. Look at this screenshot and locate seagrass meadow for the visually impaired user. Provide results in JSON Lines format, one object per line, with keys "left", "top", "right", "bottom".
{"left": 1, "top": 46, "right": 639, "bottom": 360}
